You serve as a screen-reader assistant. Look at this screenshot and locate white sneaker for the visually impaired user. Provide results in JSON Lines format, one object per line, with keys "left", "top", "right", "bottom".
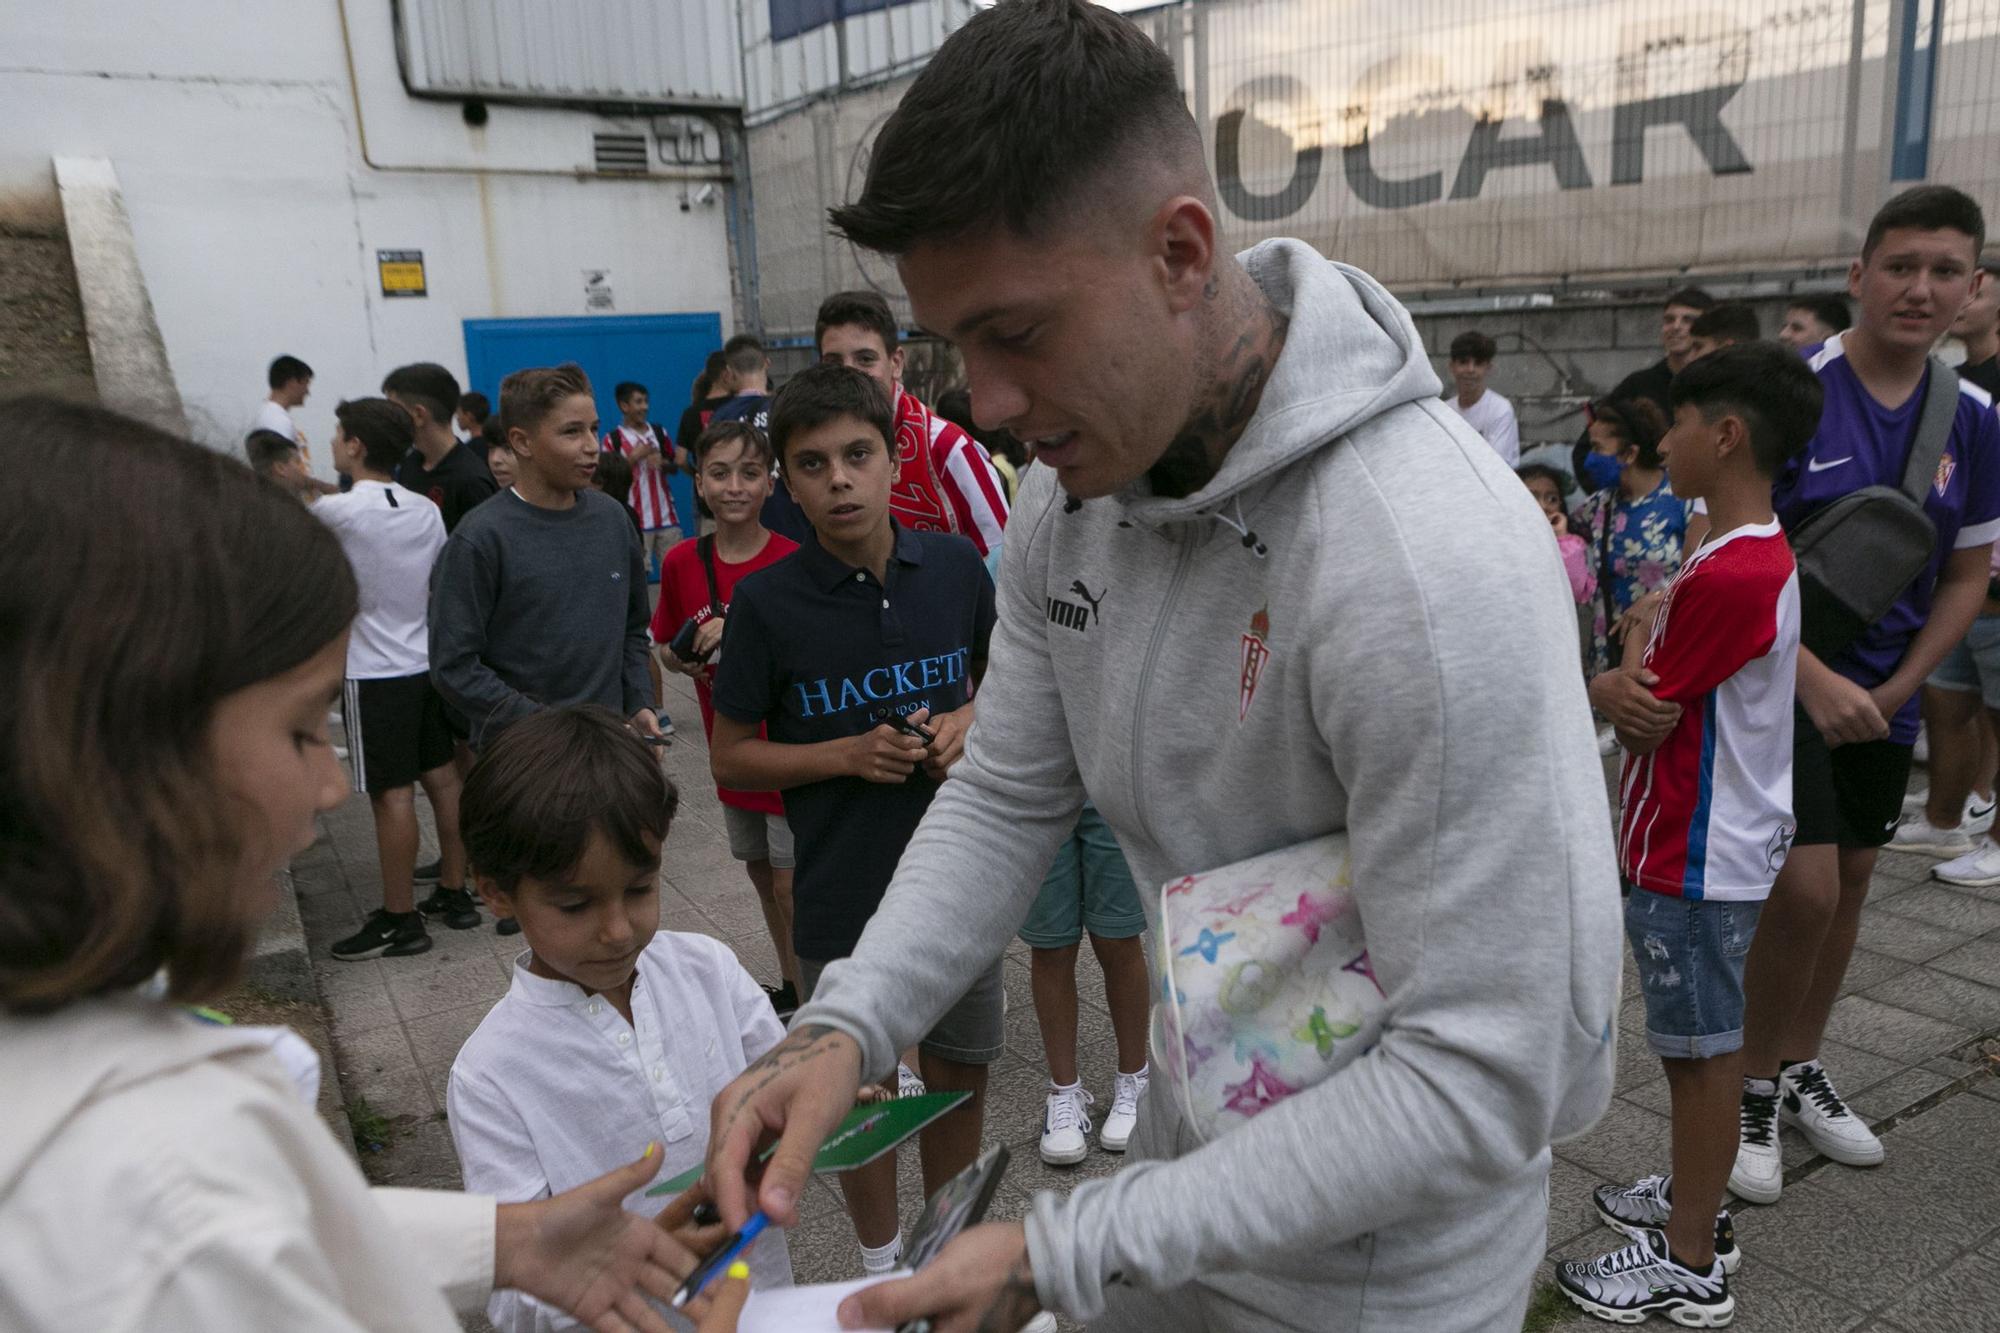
{"left": 1966, "top": 793, "right": 1997, "bottom": 837}
{"left": 1780, "top": 1060, "right": 1884, "bottom": 1167}
{"left": 1888, "top": 814, "right": 1974, "bottom": 858}
{"left": 1018, "top": 1315, "right": 1058, "bottom": 1333}
{"left": 1039, "top": 1085, "right": 1094, "bottom": 1166}
{"left": 1935, "top": 839, "right": 2000, "bottom": 887}
{"left": 897, "top": 1063, "right": 926, "bottom": 1100}
{"left": 1101, "top": 1067, "right": 1147, "bottom": 1153}
{"left": 1902, "top": 785, "right": 1929, "bottom": 816}
{"left": 1914, "top": 722, "right": 1930, "bottom": 765}
{"left": 1728, "top": 1081, "right": 1782, "bottom": 1205}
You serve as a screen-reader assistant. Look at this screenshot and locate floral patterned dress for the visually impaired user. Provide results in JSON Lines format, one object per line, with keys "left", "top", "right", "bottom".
{"left": 1572, "top": 476, "right": 1691, "bottom": 676}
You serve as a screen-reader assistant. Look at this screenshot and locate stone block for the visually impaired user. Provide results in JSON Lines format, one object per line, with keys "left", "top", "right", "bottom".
{"left": 1821, "top": 995, "right": 1974, "bottom": 1064}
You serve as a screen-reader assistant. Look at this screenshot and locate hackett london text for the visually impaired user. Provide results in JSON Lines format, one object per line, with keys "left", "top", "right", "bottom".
{"left": 792, "top": 648, "right": 973, "bottom": 718}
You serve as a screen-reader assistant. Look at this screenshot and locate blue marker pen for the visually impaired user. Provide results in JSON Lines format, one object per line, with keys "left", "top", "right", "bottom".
{"left": 671, "top": 1211, "right": 770, "bottom": 1309}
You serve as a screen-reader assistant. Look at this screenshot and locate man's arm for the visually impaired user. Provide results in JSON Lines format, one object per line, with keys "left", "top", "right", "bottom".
{"left": 620, "top": 523, "right": 654, "bottom": 722}
{"left": 708, "top": 713, "right": 923, "bottom": 790}
{"left": 429, "top": 534, "right": 539, "bottom": 737}
{"left": 1870, "top": 542, "right": 1993, "bottom": 720}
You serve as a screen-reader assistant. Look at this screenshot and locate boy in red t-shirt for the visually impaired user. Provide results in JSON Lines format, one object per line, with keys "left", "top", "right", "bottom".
{"left": 1559, "top": 343, "right": 1822, "bottom": 1328}
{"left": 651, "top": 420, "right": 802, "bottom": 1008}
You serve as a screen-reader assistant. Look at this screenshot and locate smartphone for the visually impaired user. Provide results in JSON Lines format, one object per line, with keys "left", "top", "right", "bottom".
{"left": 895, "top": 1144, "right": 1011, "bottom": 1333}
{"left": 640, "top": 733, "right": 671, "bottom": 747}
{"left": 889, "top": 714, "right": 936, "bottom": 745}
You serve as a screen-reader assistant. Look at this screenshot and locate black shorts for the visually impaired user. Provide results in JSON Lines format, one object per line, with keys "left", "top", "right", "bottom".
{"left": 1791, "top": 705, "right": 1915, "bottom": 849}
{"left": 343, "top": 673, "right": 454, "bottom": 796}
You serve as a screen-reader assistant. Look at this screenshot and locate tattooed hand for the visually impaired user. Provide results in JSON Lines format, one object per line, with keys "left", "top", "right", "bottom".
{"left": 838, "top": 1221, "right": 1040, "bottom": 1333}
{"left": 702, "top": 1023, "right": 862, "bottom": 1229}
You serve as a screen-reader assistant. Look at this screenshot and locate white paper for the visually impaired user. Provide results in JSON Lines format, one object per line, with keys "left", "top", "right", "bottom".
{"left": 738, "top": 1271, "right": 910, "bottom": 1333}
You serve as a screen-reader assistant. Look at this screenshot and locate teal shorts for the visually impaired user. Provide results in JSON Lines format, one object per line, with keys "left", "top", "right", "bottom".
{"left": 1018, "top": 806, "right": 1148, "bottom": 949}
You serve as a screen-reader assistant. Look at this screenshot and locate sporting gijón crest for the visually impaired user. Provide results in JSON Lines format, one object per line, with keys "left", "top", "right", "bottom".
{"left": 1240, "top": 604, "right": 1272, "bottom": 722}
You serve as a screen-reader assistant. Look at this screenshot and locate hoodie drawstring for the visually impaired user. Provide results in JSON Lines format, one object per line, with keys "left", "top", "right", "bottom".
{"left": 1210, "top": 497, "right": 1269, "bottom": 558}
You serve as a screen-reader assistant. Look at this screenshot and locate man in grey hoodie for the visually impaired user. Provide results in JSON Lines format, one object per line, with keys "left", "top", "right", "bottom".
{"left": 701, "top": 3, "right": 1623, "bottom": 1329}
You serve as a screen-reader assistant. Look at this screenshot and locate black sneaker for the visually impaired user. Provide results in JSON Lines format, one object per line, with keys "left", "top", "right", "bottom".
{"left": 413, "top": 857, "right": 443, "bottom": 885}
{"left": 332, "top": 910, "right": 432, "bottom": 961}
{"left": 762, "top": 980, "right": 799, "bottom": 1017}
{"left": 1592, "top": 1175, "right": 1741, "bottom": 1274}
{"left": 416, "top": 886, "right": 482, "bottom": 931}
{"left": 496, "top": 916, "right": 522, "bottom": 937}
{"left": 1556, "top": 1231, "right": 1733, "bottom": 1326}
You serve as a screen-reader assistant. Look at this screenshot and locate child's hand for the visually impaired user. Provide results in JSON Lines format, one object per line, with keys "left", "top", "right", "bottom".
{"left": 846, "top": 720, "right": 928, "bottom": 783}
{"left": 1614, "top": 590, "right": 1666, "bottom": 646}
{"left": 922, "top": 704, "right": 975, "bottom": 780}
{"left": 1589, "top": 668, "right": 1680, "bottom": 745}
{"left": 1549, "top": 510, "right": 1569, "bottom": 537}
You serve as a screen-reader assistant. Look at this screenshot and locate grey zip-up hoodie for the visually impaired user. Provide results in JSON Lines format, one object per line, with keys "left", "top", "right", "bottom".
{"left": 797, "top": 240, "right": 1622, "bottom": 1330}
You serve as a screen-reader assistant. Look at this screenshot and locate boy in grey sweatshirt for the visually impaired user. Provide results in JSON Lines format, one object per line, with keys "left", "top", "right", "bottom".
{"left": 699, "top": 4, "right": 1623, "bottom": 1330}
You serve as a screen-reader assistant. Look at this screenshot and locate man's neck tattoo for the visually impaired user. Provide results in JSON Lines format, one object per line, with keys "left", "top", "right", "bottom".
{"left": 1148, "top": 294, "right": 1289, "bottom": 500}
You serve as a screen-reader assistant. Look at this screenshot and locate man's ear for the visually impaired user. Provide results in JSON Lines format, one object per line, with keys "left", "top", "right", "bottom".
{"left": 475, "top": 876, "right": 513, "bottom": 920}
{"left": 508, "top": 425, "right": 532, "bottom": 458}
{"left": 1715, "top": 412, "right": 1751, "bottom": 462}
{"left": 1153, "top": 195, "right": 1219, "bottom": 317}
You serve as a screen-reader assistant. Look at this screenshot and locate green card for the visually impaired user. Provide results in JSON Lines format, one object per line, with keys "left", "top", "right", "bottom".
{"left": 645, "top": 1091, "right": 971, "bottom": 1197}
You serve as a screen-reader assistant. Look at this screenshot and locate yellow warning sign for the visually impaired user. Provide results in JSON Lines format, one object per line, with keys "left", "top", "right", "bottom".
{"left": 378, "top": 250, "right": 427, "bottom": 298}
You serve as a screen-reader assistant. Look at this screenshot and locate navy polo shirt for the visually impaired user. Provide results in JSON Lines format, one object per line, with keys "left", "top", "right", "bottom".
{"left": 713, "top": 522, "right": 996, "bottom": 959}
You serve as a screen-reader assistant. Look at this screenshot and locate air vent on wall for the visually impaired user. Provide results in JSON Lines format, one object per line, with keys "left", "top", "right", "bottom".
{"left": 593, "top": 133, "right": 649, "bottom": 174}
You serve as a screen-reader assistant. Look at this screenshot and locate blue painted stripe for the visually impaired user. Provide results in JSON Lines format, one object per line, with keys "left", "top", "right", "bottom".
{"left": 1683, "top": 689, "right": 1719, "bottom": 901}
{"left": 1890, "top": 0, "right": 1944, "bottom": 181}
{"left": 770, "top": 0, "right": 928, "bottom": 43}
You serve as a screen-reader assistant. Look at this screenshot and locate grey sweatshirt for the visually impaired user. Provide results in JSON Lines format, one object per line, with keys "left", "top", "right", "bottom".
{"left": 429, "top": 488, "right": 652, "bottom": 748}
{"left": 796, "top": 241, "right": 1623, "bottom": 1328}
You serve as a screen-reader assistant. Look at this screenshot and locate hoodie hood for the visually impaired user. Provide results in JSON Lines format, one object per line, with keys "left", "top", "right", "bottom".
{"left": 1116, "top": 239, "right": 1443, "bottom": 525}
{"left": 0, "top": 993, "right": 309, "bottom": 1199}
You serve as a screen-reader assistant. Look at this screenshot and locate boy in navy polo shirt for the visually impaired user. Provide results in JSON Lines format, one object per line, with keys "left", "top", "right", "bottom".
{"left": 709, "top": 363, "right": 999, "bottom": 1278}
{"left": 1730, "top": 186, "right": 2000, "bottom": 1207}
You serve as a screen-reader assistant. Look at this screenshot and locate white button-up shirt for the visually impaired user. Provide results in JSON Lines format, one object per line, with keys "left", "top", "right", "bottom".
{"left": 448, "top": 932, "right": 792, "bottom": 1331}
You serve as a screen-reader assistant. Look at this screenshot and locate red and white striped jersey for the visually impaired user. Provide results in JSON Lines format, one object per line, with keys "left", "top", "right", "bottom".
{"left": 603, "top": 424, "right": 679, "bottom": 532}
{"left": 1618, "top": 520, "right": 1799, "bottom": 901}
{"left": 892, "top": 388, "right": 1009, "bottom": 557}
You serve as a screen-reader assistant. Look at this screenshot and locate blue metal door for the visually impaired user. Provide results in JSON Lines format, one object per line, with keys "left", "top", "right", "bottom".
{"left": 463, "top": 312, "right": 722, "bottom": 529}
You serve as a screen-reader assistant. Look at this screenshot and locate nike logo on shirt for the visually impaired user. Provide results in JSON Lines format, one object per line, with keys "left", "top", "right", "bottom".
{"left": 1807, "top": 456, "right": 1854, "bottom": 473}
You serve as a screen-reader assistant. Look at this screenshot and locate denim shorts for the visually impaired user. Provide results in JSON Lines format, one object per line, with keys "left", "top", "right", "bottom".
{"left": 1927, "top": 612, "right": 2000, "bottom": 709}
{"left": 1017, "top": 806, "right": 1149, "bottom": 949}
{"left": 1623, "top": 886, "right": 1764, "bottom": 1060}
{"left": 797, "top": 955, "right": 1005, "bottom": 1066}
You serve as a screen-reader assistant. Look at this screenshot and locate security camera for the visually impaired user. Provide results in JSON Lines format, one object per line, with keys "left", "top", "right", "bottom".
{"left": 693, "top": 183, "right": 717, "bottom": 206}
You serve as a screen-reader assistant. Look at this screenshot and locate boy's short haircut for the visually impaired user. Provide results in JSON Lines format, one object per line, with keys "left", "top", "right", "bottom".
{"left": 1448, "top": 330, "right": 1497, "bottom": 363}
{"left": 1789, "top": 295, "right": 1852, "bottom": 333}
{"left": 458, "top": 391, "right": 491, "bottom": 421}
{"left": 1863, "top": 184, "right": 1986, "bottom": 259}
{"left": 594, "top": 448, "right": 634, "bottom": 507}
{"left": 1690, "top": 303, "right": 1761, "bottom": 345}
{"left": 381, "top": 362, "right": 462, "bottom": 428}
{"left": 334, "top": 397, "right": 416, "bottom": 475}
{"left": 460, "top": 705, "right": 680, "bottom": 895}
{"left": 722, "top": 335, "right": 767, "bottom": 377}
{"left": 244, "top": 429, "right": 300, "bottom": 478}
{"left": 1670, "top": 340, "right": 1825, "bottom": 477}
{"left": 816, "top": 290, "right": 900, "bottom": 354}
{"left": 614, "top": 381, "right": 648, "bottom": 404}
{"left": 1589, "top": 396, "right": 1670, "bottom": 469}
{"left": 830, "top": 0, "right": 1196, "bottom": 255}
{"left": 1515, "top": 462, "right": 1573, "bottom": 495}
{"left": 267, "top": 355, "right": 313, "bottom": 389}
{"left": 768, "top": 363, "right": 895, "bottom": 463}
{"left": 1664, "top": 286, "right": 1716, "bottom": 313}
{"left": 500, "top": 362, "right": 595, "bottom": 438}
{"left": 694, "top": 419, "right": 774, "bottom": 468}
{"left": 480, "top": 412, "right": 508, "bottom": 451}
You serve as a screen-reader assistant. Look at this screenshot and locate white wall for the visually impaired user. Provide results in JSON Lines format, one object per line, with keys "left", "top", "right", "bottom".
{"left": 0, "top": 0, "right": 736, "bottom": 466}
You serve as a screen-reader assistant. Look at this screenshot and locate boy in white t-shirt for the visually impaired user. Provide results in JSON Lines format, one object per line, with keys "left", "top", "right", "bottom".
{"left": 448, "top": 706, "right": 794, "bottom": 1333}
{"left": 1446, "top": 329, "right": 1520, "bottom": 466}
{"left": 318, "top": 398, "right": 482, "bottom": 960}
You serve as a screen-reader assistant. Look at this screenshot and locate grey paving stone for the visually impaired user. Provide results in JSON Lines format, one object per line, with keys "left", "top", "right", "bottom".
{"left": 1929, "top": 936, "right": 2000, "bottom": 988}
{"left": 1840, "top": 946, "right": 1918, "bottom": 996}
{"left": 1698, "top": 1260, "right": 1867, "bottom": 1333}
{"left": 402, "top": 1000, "right": 493, "bottom": 1073}
{"left": 1875, "top": 1250, "right": 2000, "bottom": 1333}
{"left": 1611, "top": 1029, "right": 1661, "bottom": 1091}
{"left": 1821, "top": 995, "right": 1975, "bottom": 1065}
{"left": 1847, "top": 1067, "right": 1953, "bottom": 1121}
{"left": 334, "top": 1020, "right": 419, "bottom": 1083}
{"left": 1546, "top": 1157, "right": 1615, "bottom": 1251}
{"left": 1620, "top": 1073, "right": 1673, "bottom": 1118}
{"left": 1874, "top": 885, "right": 2000, "bottom": 937}
{"left": 1872, "top": 850, "right": 1938, "bottom": 887}
{"left": 1858, "top": 910, "right": 1972, "bottom": 963}
{"left": 670, "top": 881, "right": 770, "bottom": 940}
{"left": 383, "top": 951, "right": 510, "bottom": 1022}
{"left": 1879, "top": 1083, "right": 2000, "bottom": 1148}
{"left": 1864, "top": 966, "right": 2000, "bottom": 1032}
{"left": 345, "top": 1063, "right": 437, "bottom": 1120}
{"left": 1973, "top": 1077, "right": 2000, "bottom": 1103}
{"left": 1814, "top": 1039, "right": 1916, "bottom": 1098}
{"left": 1550, "top": 1098, "right": 1674, "bottom": 1183}
{"left": 325, "top": 977, "right": 401, "bottom": 1044}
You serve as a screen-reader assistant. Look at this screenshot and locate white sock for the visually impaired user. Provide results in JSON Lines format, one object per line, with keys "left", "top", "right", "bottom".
{"left": 860, "top": 1234, "right": 902, "bottom": 1276}
{"left": 1048, "top": 1079, "right": 1081, "bottom": 1094}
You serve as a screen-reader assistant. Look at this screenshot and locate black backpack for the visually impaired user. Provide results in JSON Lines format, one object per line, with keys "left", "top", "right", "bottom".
{"left": 1788, "top": 358, "right": 1960, "bottom": 661}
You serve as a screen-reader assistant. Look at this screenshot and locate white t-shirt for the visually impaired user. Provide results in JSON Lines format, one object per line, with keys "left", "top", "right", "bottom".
{"left": 448, "top": 932, "right": 793, "bottom": 1332}
{"left": 1450, "top": 389, "right": 1520, "bottom": 467}
{"left": 312, "top": 480, "right": 446, "bottom": 678}
{"left": 253, "top": 398, "right": 301, "bottom": 443}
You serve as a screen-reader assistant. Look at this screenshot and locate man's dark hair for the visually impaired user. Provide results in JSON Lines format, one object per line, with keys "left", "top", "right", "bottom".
{"left": 458, "top": 391, "right": 491, "bottom": 421}
{"left": 768, "top": 363, "right": 894, "bottom": 463}
{"left": 244, "top": 428, "right": 300, "bottom": 477}
{"left": 722, "top": 334, "right": 767, "bottom": 377}
{"left": 1864, "top": 185, "right": 1986, "bottom": 260}
{"left": 1448, "top": 330, "right": 1497, "bottom": 363}
{"left": 1690, "top": 303, "right": 1760, "bottom": 345}
{"left": 334, "top": 397, "right": 416, "bottom": 475}
{"left": 594, "top": 448, "right": 634, "bottom": 507}
{"left": 614, "top": 381, "right": 648, "bottom": 404}
{"left": 1664, "top": 287, "right": 1716, "bottom": 314}
{"left": 1671, "top": 341, "right": 1824, "bottom": 477}
{"left": 267, "top": 355, "right": 313, "bottom": 389}
{"left": 694, "top": 419, "right": 774, "bottom": 468}
{"left": 460, "top": 705, "right": 679, "bottom": 895}
{"left": 816, "top": 290, "right": 901, "bottom": 354}
{"left": 695, "top": 349, "right": 729, "bottom": 403}
{"left": 830, "top": 0, "right": 1197, "bottom": 254}
{"left": 1788, "top": 295, "right": 1851, "bottom": 333}
{"left": 380, "top": 362, "right": 462, "bottom": 428}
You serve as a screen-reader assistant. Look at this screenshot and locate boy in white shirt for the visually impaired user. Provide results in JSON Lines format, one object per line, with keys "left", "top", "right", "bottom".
{"left": 1447, "top": 329, "right": 1521, "bottom": 465}
{"left": 448, "top": 705, "right": 793, "bottom": 1332}
{"left": 319, "top": 397, "right": 481, "bottom": 961}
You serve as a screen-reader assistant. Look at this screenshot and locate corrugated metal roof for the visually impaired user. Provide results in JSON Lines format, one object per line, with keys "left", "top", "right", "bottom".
{"left": 398, "top": 0, "right": 744, "bottom": 107}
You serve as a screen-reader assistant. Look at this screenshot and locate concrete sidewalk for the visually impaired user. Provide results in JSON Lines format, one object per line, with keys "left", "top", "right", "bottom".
{"left": 292, "top": 668, "right": 2000, "bottom": 1330}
